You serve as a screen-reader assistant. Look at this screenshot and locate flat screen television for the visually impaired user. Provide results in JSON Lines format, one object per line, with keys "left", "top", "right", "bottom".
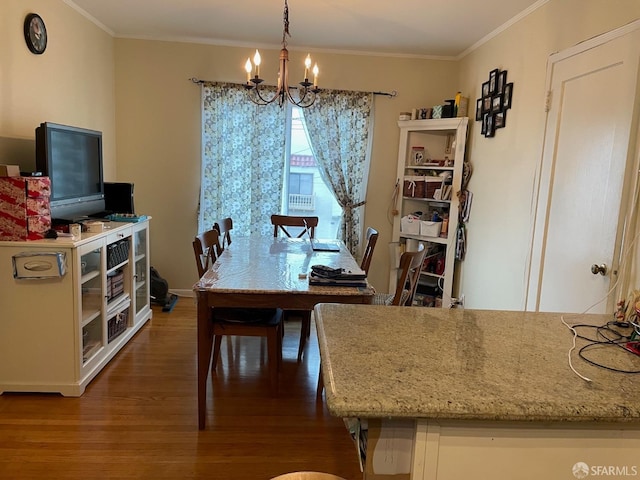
{"left": 35, "top": 122, "right": 105, "bottom": 222}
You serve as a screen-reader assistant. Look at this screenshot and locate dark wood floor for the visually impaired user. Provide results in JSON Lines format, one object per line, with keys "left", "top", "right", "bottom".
{"left": 0, "top": 300, "right": 362, "bottom": 480}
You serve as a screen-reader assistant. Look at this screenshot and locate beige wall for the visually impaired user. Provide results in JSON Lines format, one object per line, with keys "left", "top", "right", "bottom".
{"left": 114, "top": 39, "right": 459, "bottom": 291}
{"left": 457, "top": 0, "right": 640, "bottom": 309}
{"left": 0, "top": 1, "right": 115, "bottom": 177}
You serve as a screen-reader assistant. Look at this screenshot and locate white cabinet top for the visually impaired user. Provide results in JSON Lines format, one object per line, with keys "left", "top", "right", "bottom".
{"left": 0, "top": 220, "right": 148, "bottom": 249}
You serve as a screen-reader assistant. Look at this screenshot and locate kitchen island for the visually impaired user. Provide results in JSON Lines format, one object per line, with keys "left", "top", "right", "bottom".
{"left": 314, "top": 304, "right": 640, "bottom": 480}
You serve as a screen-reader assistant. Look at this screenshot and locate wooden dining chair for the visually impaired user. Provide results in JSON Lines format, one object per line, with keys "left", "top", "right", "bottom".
{"left": 270, "top": 214, "right": 320, "bottom": 360}
{"left": 213, "top": 217, "right": 233, "bottom": 250}
{"left": 193, "top": 229, "right": 223, "bottom": 278}
{"left": 376, "top": 244, "right": 427, "bottom": 306}
{"left": 360, "top": 227, "right": 379, "bottom": 275}
{"left": 271, "top": 214, "right": 318, "bottom": 238}
{"left": 193, "top": 228, "right": 283, "bottom": 394}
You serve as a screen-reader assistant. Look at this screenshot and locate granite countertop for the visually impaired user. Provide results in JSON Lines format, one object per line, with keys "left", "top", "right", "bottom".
{"left": 314, "top": 304, "right": 640, "bottom": 423}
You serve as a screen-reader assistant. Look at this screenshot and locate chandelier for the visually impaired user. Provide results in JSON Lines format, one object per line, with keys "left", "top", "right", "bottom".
{"left": 243, "top": 0, "right": 320, "bottom": 108}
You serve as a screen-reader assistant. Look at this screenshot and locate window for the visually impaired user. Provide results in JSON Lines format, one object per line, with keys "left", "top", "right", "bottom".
{"left": 283, "top": 106, "right": 342, "bottom": 239}
{"left": 200, "top": 82, "right": 372, "bottom": 251}
{"left": 289, "top": 173, "right": 313, "bottom": 195}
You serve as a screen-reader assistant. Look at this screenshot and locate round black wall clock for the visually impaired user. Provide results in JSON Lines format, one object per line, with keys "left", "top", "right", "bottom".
{"left": 24, "top": 13, "right": 47, "bottom": 54}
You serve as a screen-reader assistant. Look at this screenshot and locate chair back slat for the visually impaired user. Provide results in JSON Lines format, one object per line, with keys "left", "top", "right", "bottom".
{"left": 360, "top": 227, "right": 379, "bottom": 275}
{"left": 213, "top": 217, "right": 233, "bottom": 250}
{"left": 271, "top": 215, "right": 318, "bottom": 238}
{"left": 193, "top": 229, "right": 222, "bottom": 278}
{"left": 391, "top": 245, "right": 426, "bottom": 306}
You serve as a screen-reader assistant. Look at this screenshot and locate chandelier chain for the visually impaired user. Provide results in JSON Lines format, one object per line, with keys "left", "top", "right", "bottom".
{"left": 282, "top": 0, "right": 290, "bottom": 47}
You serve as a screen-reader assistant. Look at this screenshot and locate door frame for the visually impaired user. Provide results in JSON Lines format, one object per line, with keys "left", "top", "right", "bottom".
{"left": 524, "top": 19, "right": 640, "bottom": 312}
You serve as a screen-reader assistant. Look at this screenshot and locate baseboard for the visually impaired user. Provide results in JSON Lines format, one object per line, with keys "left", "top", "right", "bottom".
{"left": 170, "top": 289, "right": 196, "bottom": 298}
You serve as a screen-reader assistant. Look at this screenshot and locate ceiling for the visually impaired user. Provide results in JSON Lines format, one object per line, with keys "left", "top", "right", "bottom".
{"left": 65, "top": 0, "right": 544, "bottom": 58}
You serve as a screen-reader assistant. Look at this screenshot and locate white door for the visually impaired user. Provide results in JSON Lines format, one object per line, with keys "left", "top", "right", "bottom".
{"left": 527, "top": 22, "right": 640, "bottom": 313}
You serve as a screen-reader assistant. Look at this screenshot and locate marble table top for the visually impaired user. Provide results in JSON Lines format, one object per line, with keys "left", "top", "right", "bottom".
{"left": 315, "top": 304, "right": 640, "bottom": 423}
{"left": 194, "top": 237, "right": 373, "bottom": 298}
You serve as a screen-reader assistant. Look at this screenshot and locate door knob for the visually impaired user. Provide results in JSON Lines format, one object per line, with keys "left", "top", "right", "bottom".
{"left": 591, "top": 264, "right": 607, "bottom": 276}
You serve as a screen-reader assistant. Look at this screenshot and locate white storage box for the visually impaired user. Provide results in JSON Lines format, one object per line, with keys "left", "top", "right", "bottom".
{"left": 420, "top": 220, "right": 442, "bottom": 237}
{"left": 400, "top": 214, "right": 420, "bottom": 235}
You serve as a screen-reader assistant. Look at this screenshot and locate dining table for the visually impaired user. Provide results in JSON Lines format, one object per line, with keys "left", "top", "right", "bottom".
{"left": 193, "top": 236, "right": 375, "bottom": 429}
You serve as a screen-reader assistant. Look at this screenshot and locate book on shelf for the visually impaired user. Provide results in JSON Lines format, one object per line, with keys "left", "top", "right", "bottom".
{"left": 441, "top": 184, "right": 453, "bottom": 200}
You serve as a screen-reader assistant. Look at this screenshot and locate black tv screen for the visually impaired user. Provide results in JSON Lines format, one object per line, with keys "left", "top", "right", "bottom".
{"left": 35, "top": 122, "right": 105, "bottom": 221}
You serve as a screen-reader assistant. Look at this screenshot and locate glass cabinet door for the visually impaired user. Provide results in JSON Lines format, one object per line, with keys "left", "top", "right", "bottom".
{"left": 133, "top": 226, "right": 149, "bottom": 317}
{"left": 80, "top": 247, "right": 104, "bottom": 364}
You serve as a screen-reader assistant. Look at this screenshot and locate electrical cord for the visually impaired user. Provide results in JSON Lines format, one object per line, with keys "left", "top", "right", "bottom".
{"left": 561, "top": 320, "right": 640, "bottom": 375}
{"left": 560, "top": 272, "right": 627, "bottom": 383}
{"left": 561, "top": 317, "right": 593, "bottom": 382}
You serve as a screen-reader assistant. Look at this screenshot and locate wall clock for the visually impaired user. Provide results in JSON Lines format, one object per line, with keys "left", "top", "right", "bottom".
{"left": 24, "top": 13, "right": 47, "bottom": 55}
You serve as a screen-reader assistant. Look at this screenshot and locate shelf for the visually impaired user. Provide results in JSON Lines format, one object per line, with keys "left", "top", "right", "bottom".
{"left": 405, "top": 165, "right": 454, "bottom": 171}
{"left": 399, "top": 233, "right": 448, "bottom": 245}
{"left": 134, "top": 253, "right": 145, "bottom": 263}
{"left": 106, "top": 294, "right": 130, "bottom": 316}
{"left": 421, "top": 271, "right": 444, "bottom": 280}
{"left": 81, "top": 310, "right": 101, "bottom": 328}
{"left": 81, "top": 270, "right": 100, "bottom": 284}
{"left": 397, "top": 118, "right": 466, "bottom": 132}
{"left": 106, "top": 260, "right": 128, "bottom": 275}
{"left": 403, "top": 196, "right": 451, "bottom": 204}
{"left": 82, "top": 341, "right": 102, "bottom": 364}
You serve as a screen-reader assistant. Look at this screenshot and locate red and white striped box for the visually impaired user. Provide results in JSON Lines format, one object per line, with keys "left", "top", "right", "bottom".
{"left": 0, "top": 177, "right": 51, "bottom": 241}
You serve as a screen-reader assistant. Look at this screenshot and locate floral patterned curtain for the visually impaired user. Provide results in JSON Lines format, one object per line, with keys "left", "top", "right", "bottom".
{"left": 303, "top": 89, "right": 374, "bottom": 254}
{"left": 199, "top": 82, "right": 287, "bottom": 236}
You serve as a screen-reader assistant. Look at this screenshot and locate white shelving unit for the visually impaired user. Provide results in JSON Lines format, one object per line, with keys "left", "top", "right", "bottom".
{"left": 0, "top": 219, "right": 152, "bottom": 396}
{"left": 390, "top": 118, "right": 468, "bottom": 307}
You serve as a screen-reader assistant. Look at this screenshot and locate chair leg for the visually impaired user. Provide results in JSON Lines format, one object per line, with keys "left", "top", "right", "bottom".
{"left": 297, "top": 314, "right": 311, "bottom": 361}
{"left": 267, "top": 327, "right": 279, "bottom": 396}
{"left": 211, "top": 334, "right": 222, "bottom": 371}
{"left": 277, "top": 323, "right": 283, "bottom": 370}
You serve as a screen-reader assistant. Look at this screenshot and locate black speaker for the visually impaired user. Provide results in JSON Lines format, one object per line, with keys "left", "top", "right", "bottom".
{"left": 104, "top": 182, "right": 135, "bottom": 214}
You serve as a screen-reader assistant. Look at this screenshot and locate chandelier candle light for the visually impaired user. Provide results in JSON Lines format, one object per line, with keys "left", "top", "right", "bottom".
{"left": 244, "top": 0, "right": 320, "bottom": 108}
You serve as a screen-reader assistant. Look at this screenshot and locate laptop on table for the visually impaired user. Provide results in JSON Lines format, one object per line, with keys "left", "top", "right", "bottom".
{"left": 302, "top": 219, "right": 341, "bottom": 252}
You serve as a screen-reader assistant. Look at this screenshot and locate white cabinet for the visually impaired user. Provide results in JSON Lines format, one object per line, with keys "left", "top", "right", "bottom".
{"left": 390, "top": 118, "right": 468, "bottom": 307}
{"left": 0, "top": 220, "right": 152, "bottom": 396}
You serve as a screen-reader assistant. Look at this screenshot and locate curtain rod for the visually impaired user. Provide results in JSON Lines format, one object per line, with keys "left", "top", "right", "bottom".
{"left": 188, "top": 77, "right": 397, "bottom": 98}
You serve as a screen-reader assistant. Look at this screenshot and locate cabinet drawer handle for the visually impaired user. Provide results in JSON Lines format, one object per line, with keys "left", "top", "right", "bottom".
{"left": 24, "top": 261, "right": 53, "bottom": 272}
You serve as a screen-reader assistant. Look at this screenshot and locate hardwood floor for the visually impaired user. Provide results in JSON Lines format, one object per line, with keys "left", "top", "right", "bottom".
{"left": 0, "top": 300, "right": 362, "bottom": 480}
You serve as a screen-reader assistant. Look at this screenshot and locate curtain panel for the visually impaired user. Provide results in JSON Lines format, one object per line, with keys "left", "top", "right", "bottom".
{"left": 303, "top": 89, "right": 374, "bottom": 254}
{"left": 199, "top": 82, "right": 286, "bottom": 236}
